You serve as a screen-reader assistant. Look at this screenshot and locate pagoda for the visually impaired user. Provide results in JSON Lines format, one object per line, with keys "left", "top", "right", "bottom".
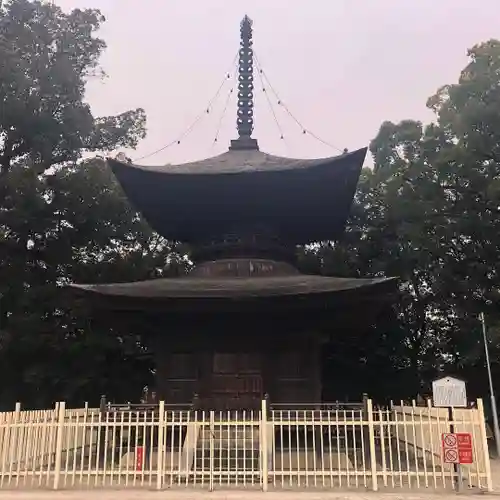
{"left": 70, "top": 16, "right": 395, "bottom": 410}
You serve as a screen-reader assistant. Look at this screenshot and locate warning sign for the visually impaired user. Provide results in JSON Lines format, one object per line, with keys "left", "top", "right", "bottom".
{"left": 457, "top": 433, "right": 472, "bottom": 448}
{"left": 445, "top": 448, "right": 458, "bottom": 463}
{"left": 443, "top": 433, "right": 457, "bottom": 447}
{"left": 136, "top": 446, "right": 144, "bottom": 471}
{"left": 442, "top": 433, "right": 473, "bottom": 464}
{"left": 459, "top": 448, "right": 473, "bottom": 464}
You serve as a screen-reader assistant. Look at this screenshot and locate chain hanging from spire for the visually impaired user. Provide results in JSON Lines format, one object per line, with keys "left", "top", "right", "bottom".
{"left": 230, "top": 15, "right": 259, "bottom": 150}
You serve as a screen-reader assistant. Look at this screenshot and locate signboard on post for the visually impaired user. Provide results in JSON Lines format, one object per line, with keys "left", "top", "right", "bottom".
{"left": 442, "top": 433, "right": 473, "bottom": 464}
{"left": 136, "top": 446, "right": 144, "bottom": 471}
{"left": 457, "top": 433, "right": 473, "bottom": 464}
{"left": 432, "top": 376, "right": 467, "bottom": 408}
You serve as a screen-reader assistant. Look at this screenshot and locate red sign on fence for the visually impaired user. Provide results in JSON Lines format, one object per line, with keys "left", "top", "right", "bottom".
{"left": 136, "top": 446, "right": 144, "bottom": 471}
{"left": 442, "top": 433, "right": 473, "bottom": 464}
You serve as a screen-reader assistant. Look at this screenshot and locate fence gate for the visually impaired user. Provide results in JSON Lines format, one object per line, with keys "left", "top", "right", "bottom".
{"left": 162, "top": 408, "right": 262, "bottom": 489}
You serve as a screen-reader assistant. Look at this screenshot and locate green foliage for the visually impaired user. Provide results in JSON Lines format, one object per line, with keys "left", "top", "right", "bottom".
{"left": 305, "top": 39, "right": 500, "bottom": 401}
{"left": 0, "top": 0, "right": 167, "bottom": 409}
{"left": 0, "top": 0, "right": 146, "bottom": 176}
{"left": 0, "top": 155, "right": 187, "bottom": 408}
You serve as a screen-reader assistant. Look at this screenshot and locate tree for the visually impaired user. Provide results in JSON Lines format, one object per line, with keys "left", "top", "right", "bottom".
{"left": 0, "top": 0, "right": 159, "bottom": 409}
{"left": 2, "top": 0, "right": 500, "bottom": 408}
{"left": 0, "top": 154, "right": 192, "bottom": 408}
{"left": 0, "top": 0, "right": 145, "bottom": 176}
{"left": 303, "top": 40, "right": 500, "bottom": 402}
{"left": 358, "top": 40, "right": 500, "bottom": 399}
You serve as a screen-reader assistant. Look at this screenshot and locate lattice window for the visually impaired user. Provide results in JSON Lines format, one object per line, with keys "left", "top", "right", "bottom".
{"left": 213, "top": 353, "right": 237, "bottom": 374}
{"left": 168, "top": 353, "right": 198, "bottom": 379}
{"left": 276, "top": 350, "right": 307, "bottom": 379}
{"left": 213, "top": 352, "right": 261, "bottom": 374}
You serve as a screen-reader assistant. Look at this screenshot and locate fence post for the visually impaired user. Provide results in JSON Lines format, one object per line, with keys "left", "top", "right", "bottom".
{"left": 261, "top": 398, "right": 268, "bottom": 491}
{"left": 14, "top": 401, "right": 21, "bottom": 464}
{"left": 53, "top": 401, "right": 66, "bottom": 490}
{"left": 362, "top": 394, "right": 371, "bottom": 469}
{"left": 0, "top": 409, "right": 14, "bottom": 487}
{"left": 367, "top": 399, "right": 378, "bottom": 491}
{"left": 7, "top": 402, "right": 22, "bottom": 480}
{"left": 156, "top": 401, "right": 165, "bottom": 490}
{"left": 209, "top": 410, "right": 215, "bottom": 492}
{"left": 477, "top": 399, "right": 493, "bottom": 492}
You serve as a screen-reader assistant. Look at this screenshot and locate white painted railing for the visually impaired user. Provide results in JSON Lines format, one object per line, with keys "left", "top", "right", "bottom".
{"left": 0, "top": 399, "right": 492, "bottom": 491}
{"left": 390, "top": 401, "right": 490, "bottom": 489}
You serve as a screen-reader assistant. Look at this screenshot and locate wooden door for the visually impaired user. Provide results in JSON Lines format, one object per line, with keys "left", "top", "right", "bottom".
{"left": 208, "top": 352, "right": 262, "bottom": 410}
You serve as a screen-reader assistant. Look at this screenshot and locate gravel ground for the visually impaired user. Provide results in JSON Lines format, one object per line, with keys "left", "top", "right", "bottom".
{"left": 493, "top": 458, "right": 500, "bottom": 491}
{"left": 0, "top": 492, "right": 495, "bottom": 500}
{"left": 0, "top": 460, "right": 497, "bottom": 500}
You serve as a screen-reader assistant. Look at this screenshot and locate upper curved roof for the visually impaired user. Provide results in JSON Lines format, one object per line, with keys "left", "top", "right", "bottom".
{"left": 108, "top": 147, "right": 367, "bottom": 245}
{"left": 121, "top": 148, "right": 365, "bottom": 175}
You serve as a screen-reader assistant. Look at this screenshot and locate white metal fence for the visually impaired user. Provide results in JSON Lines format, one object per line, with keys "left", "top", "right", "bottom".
{"left": 0, "top": 399, "right": 492, "bottom": 491}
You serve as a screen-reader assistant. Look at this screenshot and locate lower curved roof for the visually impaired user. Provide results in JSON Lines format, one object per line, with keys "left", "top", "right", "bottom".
{"left": 109, "top": 147, "right": 367, "bottom": 245}
{"left": 69, "top": 275, "right": 394, "bottom": 300}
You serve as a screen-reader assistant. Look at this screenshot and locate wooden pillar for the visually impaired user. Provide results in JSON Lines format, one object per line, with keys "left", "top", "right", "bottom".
{"left": 262, "top": 339, "right": 278, "bottom": 404}
{"left": 198, "top": 350, "right": 213, "bottom": 408}
{"left": 152, "top": 334, "right": 170, "bottom": 401}
{"left": 309, "top": 334, "right": 322, "bottom": 403}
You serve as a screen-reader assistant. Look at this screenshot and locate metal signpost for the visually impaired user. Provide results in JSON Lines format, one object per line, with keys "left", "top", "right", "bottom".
{"left": 433, "top": 376, "right": 468, "bottom": 491}
{"left": 480, "top": 312, "right": 500, "bottom": 458}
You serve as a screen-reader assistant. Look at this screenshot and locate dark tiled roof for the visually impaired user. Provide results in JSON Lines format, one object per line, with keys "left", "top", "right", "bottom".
{"left": 107, "top": 147, "right": 368, "bottom": 245}
{"left": 69, "top": 275, "right": 394, "bottom": 299}
{"left": 122, "top": 148, "right": 366, "bottom": 175}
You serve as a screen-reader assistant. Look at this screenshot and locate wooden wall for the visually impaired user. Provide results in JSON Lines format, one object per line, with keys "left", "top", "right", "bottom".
{"left": 151, "top": 322, "right": 322, "bottom": 409}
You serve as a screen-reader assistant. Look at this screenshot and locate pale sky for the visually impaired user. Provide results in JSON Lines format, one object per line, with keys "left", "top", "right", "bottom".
{"left": 55, "top": 0, "right": 499, "bottom": 165}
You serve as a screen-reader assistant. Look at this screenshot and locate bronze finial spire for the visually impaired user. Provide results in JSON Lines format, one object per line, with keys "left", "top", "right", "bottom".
{"left": 229, "top": 15, "right": 259, "bottom": 151}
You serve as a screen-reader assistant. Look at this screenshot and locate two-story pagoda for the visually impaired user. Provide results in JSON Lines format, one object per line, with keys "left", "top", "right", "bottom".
{"left": 70, "top": 16, "right": 395, "bottom": 410}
